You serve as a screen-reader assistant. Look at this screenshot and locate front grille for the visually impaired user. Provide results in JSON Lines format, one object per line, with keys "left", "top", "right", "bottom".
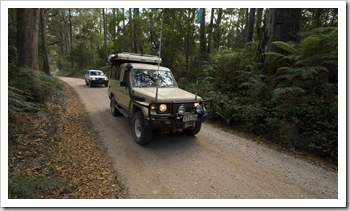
{"left": 173, "top": 103, "right": 195, "bottom": 113}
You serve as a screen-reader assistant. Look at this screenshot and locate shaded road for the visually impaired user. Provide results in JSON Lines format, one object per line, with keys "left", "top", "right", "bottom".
{"left": 59, "top": 76, "right": 337, "bottom": 201}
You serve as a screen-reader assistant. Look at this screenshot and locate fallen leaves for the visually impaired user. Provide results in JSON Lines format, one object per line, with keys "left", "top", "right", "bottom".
{"left": 8, "top": 82, "right": 126, "bottom": 199}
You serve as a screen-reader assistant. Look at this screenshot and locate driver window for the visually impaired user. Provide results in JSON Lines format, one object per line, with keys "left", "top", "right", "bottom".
{"left": 116, "top": 66, "right": 121, "bottom": 81}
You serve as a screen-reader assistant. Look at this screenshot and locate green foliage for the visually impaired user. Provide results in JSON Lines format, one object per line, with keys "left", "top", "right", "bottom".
{"left": 265, "top": 27, "right": 337, "bottom": 160}
{"left": 8, "top": 173, "right": 70, "bottom": 198}
{"left": 205, "top": 27, "right": 337, "bottom": 163}
{"left": 8, "top": 86, "right": 41, "bottom": 113}
{"left": 8, "top": 68, "right": 63, "bottom": 113}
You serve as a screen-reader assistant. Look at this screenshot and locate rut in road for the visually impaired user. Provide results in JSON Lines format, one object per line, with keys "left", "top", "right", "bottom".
{"left": 59, "top": 76, "right": 338, "bottom": 200}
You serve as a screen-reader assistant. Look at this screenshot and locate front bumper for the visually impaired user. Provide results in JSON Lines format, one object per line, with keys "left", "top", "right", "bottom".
{"left": 91, "top": 79, "right": 108, "bottom": 85}
{"left": 144, "top": 99, "right": 212, "bottom": 130}
{"left": 146, "top": 112, "right": 208, "bottom": 130}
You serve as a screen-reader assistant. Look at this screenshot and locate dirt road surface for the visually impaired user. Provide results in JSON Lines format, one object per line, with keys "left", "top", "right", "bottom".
{"left": 59, "top": 77, "right": 337, "bottom": 201}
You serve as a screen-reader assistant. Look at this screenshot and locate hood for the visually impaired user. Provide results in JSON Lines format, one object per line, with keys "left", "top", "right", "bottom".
{"left": 133, "top": 87, "right": 201, "bottom": 102}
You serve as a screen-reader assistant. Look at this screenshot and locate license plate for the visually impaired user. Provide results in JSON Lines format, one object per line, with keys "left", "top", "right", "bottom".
{"left": 183, "top": 114, "right": 197, "bottom": 122}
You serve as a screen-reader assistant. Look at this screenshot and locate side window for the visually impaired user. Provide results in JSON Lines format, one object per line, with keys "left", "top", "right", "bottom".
{"left": 109, "top": 67, "right": 115, "bottom": 79}
{"left": 115, "top": 66, "right": 121, "bottom": 81}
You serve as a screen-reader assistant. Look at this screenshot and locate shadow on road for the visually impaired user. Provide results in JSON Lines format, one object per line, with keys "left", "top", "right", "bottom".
{"left": 146, "top": 131, "right": 198, "bottom": 150}
{"left": 79, "top": 84, "right": 108, "bottom": 88}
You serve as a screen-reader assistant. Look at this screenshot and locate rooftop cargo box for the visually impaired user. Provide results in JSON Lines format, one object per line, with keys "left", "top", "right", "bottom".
{"left": 108, "top": 52, "right": 161, "bottom": 66}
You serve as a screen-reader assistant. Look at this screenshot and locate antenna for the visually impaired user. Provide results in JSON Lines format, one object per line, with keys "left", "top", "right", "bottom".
{"left": 155, "top": 17, "right": 163, "bottom": 102}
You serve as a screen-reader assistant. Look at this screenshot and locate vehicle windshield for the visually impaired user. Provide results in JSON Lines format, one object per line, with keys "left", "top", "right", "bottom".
{"left": 90, "top": 71, "right": 104, "bottom": 76}
{"left": 132, "top": 69, "right": 177, "bottom": 88}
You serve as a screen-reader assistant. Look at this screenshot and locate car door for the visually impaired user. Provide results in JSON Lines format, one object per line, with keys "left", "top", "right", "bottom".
{"left": 117, "top": 66, "right": 131, "bottom": 110}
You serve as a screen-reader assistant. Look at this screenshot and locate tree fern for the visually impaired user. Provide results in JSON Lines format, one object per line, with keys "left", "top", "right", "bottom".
{"left": 272, "top": 41, "right": 298, "bottom": 54}
{"left": 271, "top": 87, "right": 306, "bottom": 101}
{"left": 300, "top": 36, "right": 320, "bottom": 53}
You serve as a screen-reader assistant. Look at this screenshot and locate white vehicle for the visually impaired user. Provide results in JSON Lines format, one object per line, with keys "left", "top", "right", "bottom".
{"left": 107, "top": 52, "right": 211, "bottom": 145}
{"left": 85, "top": 69, "right": 108, "bottom": 87}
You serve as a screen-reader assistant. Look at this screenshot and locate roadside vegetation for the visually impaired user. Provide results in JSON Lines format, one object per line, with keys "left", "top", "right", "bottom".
{"left": 185, "top": 27, "right": 338, "bottom": 164}
{"left": 8, "top": 68, "right": 126, "bottom": 198}
{"left": 8, "top": 7, "right": 338, "bottom": 198}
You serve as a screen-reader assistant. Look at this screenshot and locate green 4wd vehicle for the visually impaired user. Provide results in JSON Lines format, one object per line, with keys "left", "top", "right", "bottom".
{"left": 107, "top": 52, "right": 211, "bottom": 145}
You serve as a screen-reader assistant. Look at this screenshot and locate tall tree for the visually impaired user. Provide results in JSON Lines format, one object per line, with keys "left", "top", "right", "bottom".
{"left": 129, "top": 8, "right": 133, "bottom": 52}
{"left": 17, "top": 8, "right": 40, "bottom": 70}
{"left": 199, "top": 8, "right": 207, "bottom": 59}
{"left": 255, "top": 8, "right": 263, "bottom": 41}
{"left": 39, "top": 8, "right": 50, "bottom": 74}
{"left": 207, "top": 8, "right": 215, "bottom": 54}
{"left": 68, "top": 9, "right": 74, "bottom": 68}
{"left": 261, "top": 8, "right": 302, "bottom": 75}
{"left": 133, "top": 8, "right": 143, "bottom": 53}
{"left": 244, "top": 8, "right": 256, "bottom": 43}
{"left": 213, "top": 8, "right": 223, "bottom": 52}
{"left": 103, "top": 8, "right": 107, "bottom": 58}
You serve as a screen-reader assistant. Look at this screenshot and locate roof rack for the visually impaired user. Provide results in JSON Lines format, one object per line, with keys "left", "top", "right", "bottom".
{"left": 108, "top": 52, "right": 161, "bottom": 65}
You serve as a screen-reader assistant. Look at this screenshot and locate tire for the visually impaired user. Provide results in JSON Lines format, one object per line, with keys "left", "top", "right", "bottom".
{"left": 183, "top": 122, "right": 202, "bottom": 136}
{"left": 104, "top": 82, "right": 108, "bottom": 87}
{"left": 89, "top": 80, "right": 92, "bottom": 87}
{"left": 132, "top": 111, "right": 152, "bottom": 145}
{"left": 110, "top": 96, "right": 121, "bottom": 116}
{"left": 85, "top": 79, "right": 88, "bottom": 85}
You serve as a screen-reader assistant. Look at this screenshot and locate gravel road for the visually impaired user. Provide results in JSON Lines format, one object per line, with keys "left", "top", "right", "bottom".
{"left": 59, "top": 77, "right": 338, "bottom": 201}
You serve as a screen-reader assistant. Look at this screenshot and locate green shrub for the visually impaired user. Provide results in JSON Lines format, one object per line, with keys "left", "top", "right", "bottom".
{"left": 8, "top": 173, "right": 70, "bottom": 199}
{"left": 8, "top": 68, "right": 63, "bottom": 113}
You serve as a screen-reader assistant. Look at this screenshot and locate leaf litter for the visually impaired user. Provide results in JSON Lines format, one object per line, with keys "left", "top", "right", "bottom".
{"left": 8, "top": 83, "right": 127, "bottom": 199}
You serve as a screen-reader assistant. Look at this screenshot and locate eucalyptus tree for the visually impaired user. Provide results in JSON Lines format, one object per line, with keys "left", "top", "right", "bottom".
{"left": 17, "top": 8, "right": 40, "bottom": 70}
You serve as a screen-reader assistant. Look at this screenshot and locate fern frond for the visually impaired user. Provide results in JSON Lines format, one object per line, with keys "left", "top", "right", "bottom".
{"left": 272, "top": 41, "right": 298, "bottom": 54}
{"left": 300, "top": 36, "right": 320, "bottom": 55}
{"left": 8, "top": 86, "right": 41, "bottom": 113}
{"left": 272, "top": 87, "right": 305, "bottom": 100}
{"left": 262, "top": 51, "right": 286, "bottom": 58}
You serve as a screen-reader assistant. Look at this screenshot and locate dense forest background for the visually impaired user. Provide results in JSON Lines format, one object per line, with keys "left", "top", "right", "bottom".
{"left": 8, "top": 8, "right": 338, "bottom": 163}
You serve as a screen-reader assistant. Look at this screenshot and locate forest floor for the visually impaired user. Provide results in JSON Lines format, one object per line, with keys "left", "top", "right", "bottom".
{"left": 8, "top": 83, "right": 127, "bottom": 199}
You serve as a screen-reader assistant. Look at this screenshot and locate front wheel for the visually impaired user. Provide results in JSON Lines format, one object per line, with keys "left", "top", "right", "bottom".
{"left": 183, "top": 123, "right": 202, "bottom": 136}
{"left": 132, "top": 111, "right": 152, "bottom": 145}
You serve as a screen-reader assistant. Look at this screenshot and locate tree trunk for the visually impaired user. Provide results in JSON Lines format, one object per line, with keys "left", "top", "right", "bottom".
{"left": 129, "top": 8, "right": 133, "bottom": 52}
{"left": 255, "top": 8, "right": 263, "bottom": 41}
{"left": 243, "top": 8, "right": 249, "bottom": 43}
{"left": 122, "top": 8, "right": 125, "bottom": 28}
{"left": 244, "top": 8, "right": 256, "bottom": 43}
{"left": 40, "top": 9, "right": 50, "bottom": 74}
{"left": 58, "top": 9, "right": 70, "bottom": 69}
{"left": 69, "top": 9, "right": 74, "bottom": 68}
{"left": 207, "top": 8, "right": 214, "bottom": 54}
{"left": 103, "top": 8, "right": 107, "bottom": 59}
{"left": 261, "top": 8, "right": 302, "bottom": 75}
{"left": 185, "top": 8, "right": 195, "bottom": 71}
{"left": 17, "top": 8, "right": 40, "bottom": 70}
{"left": 213, "top": 8, "right": 223, "bottom": 52}
{"left": 199, "top": 8, "right": 207, "bottom": 59}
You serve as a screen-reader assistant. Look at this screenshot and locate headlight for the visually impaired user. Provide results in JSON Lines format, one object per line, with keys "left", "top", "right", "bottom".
{"left": 91, "top": 78, "right": 96, "bottom": 80}
{"left": 150, "top": 104, "right": 157, "bottom": 111}
{"left": 178, "top": 104, "right": 186, "bottom": 115}
{"left": 195, "top": 105, "right": 204, "bottom": 114}
{"left": 159, "top": 104, "right": 167, "bottom": 112}
{"left": 105, "top": 76, "right": 108, "bottom": 80}
{"left": 194, "top": 102, "right": 200, "bottom": 107}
